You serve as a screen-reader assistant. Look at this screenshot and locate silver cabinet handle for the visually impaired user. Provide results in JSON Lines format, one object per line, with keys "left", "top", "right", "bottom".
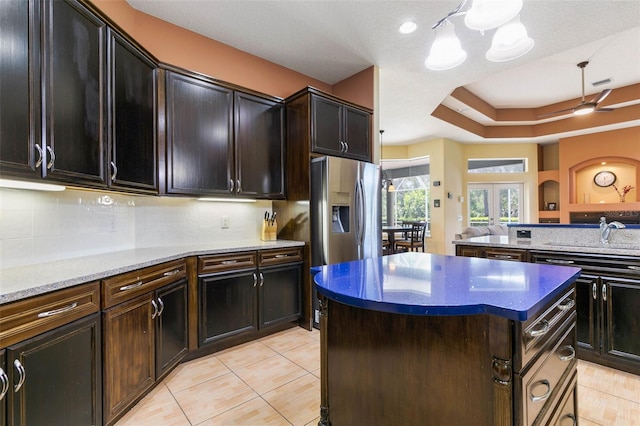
{"left": 35, "top": 144, "right": 44, "bottom": 168}
{"left": 628, "top": 265, "right": 640, "bottom": 271}
{"left": 37, "top": 302, "right": 78, "bottom": 318}
{"left": 592, "top": 282, "right": 597, "bottom": 300}
{"left": 529, "top": 379, "right": 551, "bottom": 403}
{"left": 157, "top": 297, "right": 164, "bottom": 317}
{"left": 221, "top": 260, "right": 237, "bottom": 265}
{"left": 236, "top": 179, "right": 241, "bottom": 193}
{"left": 494, "top": 254, "right": 513, "bottom": 260}
{"left": 13, "top": 359, "right": 26, "bottom": 392}
{"left": 151, "top": 299, "right": 158, "bottom": 319}
{"left": 163, "top": 269, "right": 181, "bottom": 277}
{"left": 602, "top": 284, "right": 607, "bottom": 302}
{"left": 229, "top": 179, "right": 234, "bottom": 192}
{"left": 527, "top": 319, "right": 550, "bottom": 338}
{"left": 274, "top": 254, "right": 288, "bottom": 258}
{"left": 253, "top": 273, "right": 257, "bottom": 287}
{"left": 0, "top": 368, "right": 8, "bottom": 401}
{"left": 46, "top": 146, "right": 55, "bottom": 169}
{"left": 259, "top": 272, "right": 264, "bottom": 287}
{"left": 344, "top": 141, "right": 349, "bottom": 152}
{"left": 339, "top": 141, "right": 346, "bottom": 152}
{"left": 557, "top": 299, "right": 575, "bottom": 311}
{"left": 557, "top": 345, "right": 576, "bottom": 361}
{"left": 120, "top": 280, "right": 143, "bottom": 291}
{"left": 110, "top": 161, "right": 118, "bottom": 182}
{"left": 545, "top": 259, "right": 574, "bottom": 265}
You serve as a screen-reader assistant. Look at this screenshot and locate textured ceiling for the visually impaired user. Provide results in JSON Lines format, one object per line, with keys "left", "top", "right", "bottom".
{"left": 126, "top": 0, "right": 640, "bottom": 146}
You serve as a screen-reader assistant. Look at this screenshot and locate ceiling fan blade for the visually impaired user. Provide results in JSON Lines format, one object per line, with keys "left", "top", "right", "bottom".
{"left": 594, "top": 107, "right": 615, "bottom": 112}
{"left": 537, "top": 107, "right": 576, "bottom": 118}
{"left": 589, "top": 89, "right": 612, "bottom": 105}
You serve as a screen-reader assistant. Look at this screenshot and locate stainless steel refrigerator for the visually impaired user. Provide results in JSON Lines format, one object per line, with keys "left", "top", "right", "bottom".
{"left": 310, "top": 156, "right": 382, "bottom": 325}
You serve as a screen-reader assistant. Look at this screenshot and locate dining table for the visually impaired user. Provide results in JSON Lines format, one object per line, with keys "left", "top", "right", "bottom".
{"left": 381, "top": 225, "right": 409, "bottom": 254}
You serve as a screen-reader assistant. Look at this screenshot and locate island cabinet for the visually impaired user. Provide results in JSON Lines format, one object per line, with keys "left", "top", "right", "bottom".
{"left": 198, "top": 248, "right": 303, "bottom": 350}
{"left": 102, "top": 259, "right": 188, "bottom": 426}
{"left": 530, "top": 250, "right": 640, "bottom": 375}
{"left": 456, "top": 244, "right": 528, "bottom": 262}
{"left": 163, "top": 68, "right": 285, "bottom": 199}
{"left": 314, "top": 253, "right": 580, "bottom": 426}
{"left": 0, "top": 282, "right": 102, "bottom": 426}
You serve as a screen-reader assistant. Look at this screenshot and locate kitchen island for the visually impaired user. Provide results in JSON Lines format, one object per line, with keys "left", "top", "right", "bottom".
{"left": 312, "top": 252, "right": 581, "bottom": 426}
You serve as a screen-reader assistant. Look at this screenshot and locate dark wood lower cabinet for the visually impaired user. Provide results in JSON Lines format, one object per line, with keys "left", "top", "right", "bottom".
{"left": 156, "top": 279, "right": 189, "bottom": 378}
{"left": 6, "top": 313, "right": 102, "bottom": 426}
{"left": 259, "top": 264, "right": 302, "bottom": 328}
{"left": 0, "top": 350, "right": 5, "bottom": 426}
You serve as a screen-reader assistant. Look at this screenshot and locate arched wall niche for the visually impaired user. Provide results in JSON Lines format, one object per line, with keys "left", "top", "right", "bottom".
{"left": 569, "top": 156, "right": 639, "bottom": 204}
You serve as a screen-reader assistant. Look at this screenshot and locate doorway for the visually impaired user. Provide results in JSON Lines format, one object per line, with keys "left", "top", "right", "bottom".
{"left": 468, "top": 183, "right": 523, "bottom": 226}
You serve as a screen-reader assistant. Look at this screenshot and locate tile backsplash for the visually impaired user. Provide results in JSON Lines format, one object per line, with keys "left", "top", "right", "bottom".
{"left": 0, "top": 187, "right": 271, "bottom": 268}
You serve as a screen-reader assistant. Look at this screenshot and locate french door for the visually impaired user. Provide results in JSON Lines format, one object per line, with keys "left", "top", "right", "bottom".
{"left": 468, "top": 183, "right": 523, "bottom": 226}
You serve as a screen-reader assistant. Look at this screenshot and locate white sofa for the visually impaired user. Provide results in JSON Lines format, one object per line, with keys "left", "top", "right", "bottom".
{"left": 454, "top": 224, "right": 508, "bottom": 240}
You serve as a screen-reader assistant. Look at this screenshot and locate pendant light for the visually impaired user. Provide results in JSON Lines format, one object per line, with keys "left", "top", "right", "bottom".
{"left": 425, "top": 20, "right": 467, "bottom": 71}
{"left": 486, "top": 14, "right": 534, "bottom": 62}
{"left": 464, "top": 0, "right": 523, "bottom": 31}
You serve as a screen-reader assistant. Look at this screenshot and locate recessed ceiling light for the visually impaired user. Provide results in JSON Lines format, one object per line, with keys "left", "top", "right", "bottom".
{"left": 399, "top": 21, "right": 417, "bottom": 34}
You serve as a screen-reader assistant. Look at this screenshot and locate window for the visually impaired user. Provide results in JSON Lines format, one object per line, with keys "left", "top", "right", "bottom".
{"left": 381, "top": 158, "right": 430, "bottom": 230}
{"left": 468, "top": 158, "right": 526, "bottom": 173}
{"left": 468, "top": 183, "right": 522, "bottom": 226}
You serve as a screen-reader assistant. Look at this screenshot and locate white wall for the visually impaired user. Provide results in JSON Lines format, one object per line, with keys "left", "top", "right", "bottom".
{"left": 0, "top": 187, "right": 270, "bottom": 269}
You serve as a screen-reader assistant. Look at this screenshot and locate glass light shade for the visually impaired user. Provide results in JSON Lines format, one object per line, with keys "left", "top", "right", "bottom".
{"left": 573, "top": 104, "right": 595, "bottom": 116}
{"left": 486, "top": 15, "right": 534, "bottom": 62}
{"left": 425, "top": 22, "right": 467, "bottom": 71}
{"left": 464, "top": 0, "right": 523, "bottom": 31}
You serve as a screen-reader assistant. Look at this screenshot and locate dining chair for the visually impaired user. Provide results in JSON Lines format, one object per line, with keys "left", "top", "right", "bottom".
{"left": 394, "top": 222, "right": 426, "bottom": 252}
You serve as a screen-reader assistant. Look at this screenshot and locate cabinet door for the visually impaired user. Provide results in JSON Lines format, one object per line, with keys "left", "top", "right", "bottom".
{"left": 234, "top": 92, "right": 285, "bottom": 199}
{"left": 342, "top": 105, "right": 371, "bottom": 161}
{"left": 199, "top": 271, "right": 257, "bottom": 346}
{"left": 155, "top": 279, "right": 188, "bottom": 379}
{"left": 42, "top": 0, "right": 106, "bottom": 185}
{"left": 103, "top": 293, "right": 155, "bottom": 425}
{"left": 456, "top": 245, "right": 482, "bottom": 258}
{"left": 108, "top": 29, "right": 157, "bottom": 193}
{"left": 601, "top": 277, "right": 640, "bottom": 364}
{"left": 7, "top": 313, "right": 102, "bottom": 426}
{"left": 575, "top": 274, "right": 599, "bottom": 354}
{"left": 259, "top": 263, "right": 302, "bottom": 328}
{"left": 0, "top": 350, "right": 6, "bottom": 426}
{"left": 166, "top": 71, "right": 233, "bottom": 195}
{"left": 310, "top": 94, "right": 342, "bottom": 156}
{"left": 0, "top": 0, "right": 41, "bottom": 179}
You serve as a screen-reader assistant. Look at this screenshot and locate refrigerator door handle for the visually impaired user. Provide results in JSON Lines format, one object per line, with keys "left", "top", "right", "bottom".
{"left": 355, "top": 178, "right": 365, "bottom": 249}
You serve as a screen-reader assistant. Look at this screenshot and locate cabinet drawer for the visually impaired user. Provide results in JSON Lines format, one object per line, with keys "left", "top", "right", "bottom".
{"left": 547, "top": 371, "right": 578, "bottom": 426}
{"left": 258, "top": 247, "right": 303, "bottom": 267}
{"left": 198, "top": 252, "right": 257, "bottom": 275}
{"left": 515, "top": 286, "right": 576, "bottom": 370}
{"left": 102, "top": 259, "right": 187, "bottom": 309}
{"left": 517, "top": 319, "right": 577, "bottom": 426}
{"left": 484, "top": 247, "right": 527, "bottom": 262}
{"left": 0, "top": 281, "right": 100, "bottom": 348}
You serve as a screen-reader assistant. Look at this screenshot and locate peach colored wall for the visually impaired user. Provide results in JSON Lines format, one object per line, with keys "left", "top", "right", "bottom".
{"left": 89, "top": 0, "right": 372, "bottom": 104}
{"left": 559, "top": 126, "right": 640, "bottom": 222}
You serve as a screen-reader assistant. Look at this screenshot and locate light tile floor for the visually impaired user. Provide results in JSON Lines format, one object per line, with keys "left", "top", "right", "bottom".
{"left": 117, "top": 326, "right": 640, "bottom": 425}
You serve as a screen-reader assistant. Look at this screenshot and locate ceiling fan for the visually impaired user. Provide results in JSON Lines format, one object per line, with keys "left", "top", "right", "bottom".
{"left": 538, "top": 61, "right": 614, "bottom": 118}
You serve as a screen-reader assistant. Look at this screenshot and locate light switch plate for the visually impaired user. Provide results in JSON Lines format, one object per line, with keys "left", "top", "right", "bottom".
{"left": 221, "top": 216, "right": 230, "bottom": 228}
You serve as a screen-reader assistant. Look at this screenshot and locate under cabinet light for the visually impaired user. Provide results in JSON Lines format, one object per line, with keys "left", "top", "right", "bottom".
{"left": 198, "top": 197, "right": 256, "bottom": 203}
{"left": 0, "top": 179, "right": 66, "bottom": 192}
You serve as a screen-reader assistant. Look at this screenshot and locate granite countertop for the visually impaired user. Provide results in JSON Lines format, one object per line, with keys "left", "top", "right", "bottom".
{"left": 312, "top": 252, "right": 581, "bottom": 321}
{"left": 452, "top": 235, "right": 640, "bottom": 256}
{"left": 0, "top": 240, "right": 304, "bottom": 304}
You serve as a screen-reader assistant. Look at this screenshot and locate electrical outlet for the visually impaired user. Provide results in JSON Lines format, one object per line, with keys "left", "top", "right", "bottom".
{"left": 221, "top": 216, "right": 230, "bottom": 229}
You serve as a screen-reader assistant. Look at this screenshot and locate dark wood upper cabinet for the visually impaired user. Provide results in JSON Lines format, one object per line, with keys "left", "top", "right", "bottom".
{"left": 234, "top": 92, "right": 285, "bottom": 199}
{"left": 165, "top": 70, "right": 234, "bottom": 196}
{"left": 0, "top": 0, "right": 41, "bottom": 179}
{"left": 310, "top": 92, "right": 371, "bottom": 162}
{"left": 108, "top": 29, "right": 158, "bottom": 193}
{"left": 42, "top": 0, "right": 107, "bottom": 186}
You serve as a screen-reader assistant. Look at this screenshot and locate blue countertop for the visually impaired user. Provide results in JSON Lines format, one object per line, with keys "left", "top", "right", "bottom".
{"left": 312, "top": 252, "right": 581, "bottom": 321}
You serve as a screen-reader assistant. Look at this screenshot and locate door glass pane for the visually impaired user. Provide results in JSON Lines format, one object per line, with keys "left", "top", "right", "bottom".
{"left": 498, "top": 184, "right": 520, "bottom": 224}
{"left": 469, "top": 187, "right": 491, "bottom": 226}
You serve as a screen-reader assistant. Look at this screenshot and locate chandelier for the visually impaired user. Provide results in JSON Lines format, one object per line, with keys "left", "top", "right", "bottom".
{"left": 425, "top": 0, "right": 534, "bottom": 71}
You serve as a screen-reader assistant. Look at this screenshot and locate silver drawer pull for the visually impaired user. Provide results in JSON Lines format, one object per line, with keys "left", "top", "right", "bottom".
{"left": 560, "top": 413, "right": 577, "bottom": 426}
{"left": 557, "top": 345, "right": 576, "bottom": 361}
{"left": 13, "top": 360, "right": 26, "bottom": 392}
{"left": 163, "top": 269, "right": 181, "bottom": 277}
{"left": 37, "top": 302, "right": 78, "bottom": 318}
{"left": 274, "top": 254, "right": 288, "bottom": 258}
{"left": 628, "top": 265, "right": 640, "bottom": 271}
{"left": 494, "top": 255, "right": 513, "bottom": 259}
{"left": 527, "top": 319, "right": 550, "bottom": 338}
{"left": 221, "top": 260, "right": 238, "bottom": 265}
{"left": 120, "top": 281, "right": 143, "bottom": 291}
{"left": 557, "top": 299, "right": 575, "bottom": 311}
{"left": 0, "top": 368, "right": 8, "bottom": 401}
{"left": 545, "top": 259, "right": 574, "bottom": 265}
{"left": 529, "top": 379, "right": 551, "bottom": 403}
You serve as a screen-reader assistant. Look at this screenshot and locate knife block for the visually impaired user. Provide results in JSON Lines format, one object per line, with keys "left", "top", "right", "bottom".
{"left": 261, "top": 220, "right": 277, "bottom": 241}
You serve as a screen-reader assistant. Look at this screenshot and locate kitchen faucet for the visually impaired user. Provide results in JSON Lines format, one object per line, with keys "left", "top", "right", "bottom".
{"left": 599, "top": 217, "right": 626, "bottom": 246}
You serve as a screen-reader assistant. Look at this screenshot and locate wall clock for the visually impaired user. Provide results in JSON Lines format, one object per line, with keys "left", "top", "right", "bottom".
{"left": 593, "top": 171, "right": 616, "bottom": 187}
